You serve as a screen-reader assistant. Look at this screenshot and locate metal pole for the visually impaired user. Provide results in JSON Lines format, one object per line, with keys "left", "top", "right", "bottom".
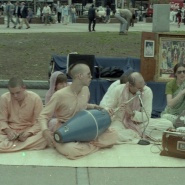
{"left": 122, "top": 0, "right": 124, "bottom": 8}
{"left": 34, "top": 0, "right": 36, "bottom": 15}
{"left": 140, "top": 0, "right": 143, "bottom": 21}
{"left": 82, "top": 2, "right": 83, "bottom": 15}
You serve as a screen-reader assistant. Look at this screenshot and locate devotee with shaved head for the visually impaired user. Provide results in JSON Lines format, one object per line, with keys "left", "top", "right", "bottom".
{"left": 0, "top": 77, "right": 47, "bottom": 152}
{"left": 38, "top": 63, "right": 117, "bottom": 159}
{"left": 100, "top": 72, "right": 173, "bottom": 145}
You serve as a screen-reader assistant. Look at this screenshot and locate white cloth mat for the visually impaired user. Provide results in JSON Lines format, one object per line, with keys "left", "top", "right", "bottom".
{"left": 0, "top": 144, "right": 184, "bottom": 167}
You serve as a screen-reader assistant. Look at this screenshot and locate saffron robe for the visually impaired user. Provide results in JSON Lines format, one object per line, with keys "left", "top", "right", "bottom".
{"left": 39, "top": 86, "right": 117, "bottom": 159}
{"left": 0, "top": 91, "right": 47, "bottom": 152}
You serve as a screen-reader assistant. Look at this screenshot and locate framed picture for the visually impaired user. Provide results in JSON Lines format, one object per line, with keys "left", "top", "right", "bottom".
{"left": 155, "top": 37, "right": 185, "bottom": 82}
{"left": 144, "top": 40, "right": 155, "bottom": 57}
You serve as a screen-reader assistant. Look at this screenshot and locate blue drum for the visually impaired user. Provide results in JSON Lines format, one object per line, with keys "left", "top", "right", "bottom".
{"left": 54, "top": 109, "right": 111, "bottom": 143}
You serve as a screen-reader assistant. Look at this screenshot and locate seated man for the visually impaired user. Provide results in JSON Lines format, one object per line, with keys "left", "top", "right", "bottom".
{"left": 38, "top": 63, "right": 117, "bottom": 160}
{"left": 101, "top": 72, "right": 173, "bottom": 144}
{"left": 0, "top": 77, "right": 47, "bottom": 152}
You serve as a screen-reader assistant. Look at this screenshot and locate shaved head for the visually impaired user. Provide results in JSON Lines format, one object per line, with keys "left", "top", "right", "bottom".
{"left": 8, "top": 77, "right": 24, "bottom": 88}
{"left": 69, "top": 63, "right": 89, "bottom": 79}
{"left": 128, "top": 72, "right": 145, "bottom": 93}
{"left": 128, "top": 72, "right": 144, "bottom": 86}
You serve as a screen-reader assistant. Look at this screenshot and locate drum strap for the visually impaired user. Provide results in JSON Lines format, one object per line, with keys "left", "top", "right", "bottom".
{"left": 84, "top": 110, "right": 99, "bottom": 140}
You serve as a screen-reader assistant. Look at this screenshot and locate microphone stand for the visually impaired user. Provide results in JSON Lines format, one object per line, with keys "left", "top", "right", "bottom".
{"left": 114, "top": 90, "right": 150, "bottom": 145}
{"left": 138, "top": 94, "right": 150, "bottom": 145}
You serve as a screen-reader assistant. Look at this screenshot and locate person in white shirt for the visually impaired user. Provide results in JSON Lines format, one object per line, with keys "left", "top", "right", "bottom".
{"left": 71, "top": 5, "right": 76, "bottom": 23}
{"left": 42, "top": 3, "right": 51, "bottom": 25}
{"left": 62, "top": 4, "right": 69, "bottom": 25}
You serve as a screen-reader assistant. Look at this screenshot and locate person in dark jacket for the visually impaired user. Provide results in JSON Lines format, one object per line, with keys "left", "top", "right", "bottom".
{"left": 13, "top": 1, "right": 21, "bottom": 29}
{"left": 18, "top": 2, "right": 30, "bottom": 29}
{"left": 88, "top": 4, "right": 96, "bottom": 32}
{"left": 176, "top": 10, "right": 182, "bottom": 28}
{"left": 105, "top": 5, "right": 111, "bottom": 23}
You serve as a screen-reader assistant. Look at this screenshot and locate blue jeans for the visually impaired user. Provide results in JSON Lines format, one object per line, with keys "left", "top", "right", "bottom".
{"left": 115, "top": 13, "right": 127, "bottom": 32}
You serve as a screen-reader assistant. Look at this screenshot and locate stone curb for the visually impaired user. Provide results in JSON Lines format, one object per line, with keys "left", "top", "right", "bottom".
{"left": 0, "top": 80, "right": 49, "bottom": 89}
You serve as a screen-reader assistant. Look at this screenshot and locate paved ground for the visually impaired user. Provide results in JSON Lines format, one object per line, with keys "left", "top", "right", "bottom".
{"left": 0, "top": 166, "right": 184, "bottom": 185}
{"left": 0, "top": 21, "right": 185, "bottom": 185}
{"left": 0, "top": 20, "right": 185, "bottom": 33}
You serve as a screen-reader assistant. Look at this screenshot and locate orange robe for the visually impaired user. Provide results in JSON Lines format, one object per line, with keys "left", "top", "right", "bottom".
{"left": 0, "top": 91, "right": 47, "bottom": 152}
{"left": 39, "top": 86, "right": 117, "bottom": 159}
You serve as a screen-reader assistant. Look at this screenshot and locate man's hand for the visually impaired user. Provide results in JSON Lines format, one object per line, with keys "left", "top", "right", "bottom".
{"left": 18, "top": 132, "right": 33, "bottom": 142}
{"left": 42, "top": 129, "right": 55, "bottom": 148}
{"left": 107, "top": 103, "right": 127, "bottom": 116}
{"left": 112, "top": 103, "right": 134, "bottom": 117}
{"left": 94, "top": 104, "right": 103, "bottom": 110}
{"left": 3, "top": 128, "right": 19, "bottom": 141}
{"left": 107, "top": 108, "right": 114, "bottom": 117}
{"left": 125, "top": 104, "right": 134, "bottom": 117}
{"left": 119, "top": 103, "right": 126, "bottom": 112}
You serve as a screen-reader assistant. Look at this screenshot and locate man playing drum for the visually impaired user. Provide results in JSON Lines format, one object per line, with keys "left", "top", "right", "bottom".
{"left": 38, "top": 63, "right": 117, "bottom": 159}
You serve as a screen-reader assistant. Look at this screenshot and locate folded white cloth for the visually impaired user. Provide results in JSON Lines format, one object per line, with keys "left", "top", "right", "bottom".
{"left": 176, "top": 127, "right": 185, "bottom": 133}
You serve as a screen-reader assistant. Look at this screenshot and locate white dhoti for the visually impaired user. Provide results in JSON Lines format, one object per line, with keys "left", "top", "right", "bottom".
{"left": 110, "top": 117, "right": 173, "bottom": 144}
{"left": 110, "top": 119, "right": 141, "bottom": 144}
{"left": 145, "top": 118, "right": 173, "bottom": 141}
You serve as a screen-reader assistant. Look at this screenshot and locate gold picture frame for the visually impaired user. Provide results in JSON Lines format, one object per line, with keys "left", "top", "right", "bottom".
{"left": 155, "top": 36, "right": 185, "bottom": 82}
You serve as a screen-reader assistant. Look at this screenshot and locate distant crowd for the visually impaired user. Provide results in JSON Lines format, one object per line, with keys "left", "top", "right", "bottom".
{"left": 0, "top": 1, "right": 78, "bottom": 28}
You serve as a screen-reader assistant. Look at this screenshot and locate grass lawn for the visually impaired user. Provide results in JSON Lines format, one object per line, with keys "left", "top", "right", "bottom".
{"left": 0, "top": 32, "right": 142, "bottom": 80}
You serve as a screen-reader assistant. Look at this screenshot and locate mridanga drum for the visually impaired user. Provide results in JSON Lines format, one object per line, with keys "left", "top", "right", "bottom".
{"left": 160, "top": 130, "right": 185, "bottom": 159}
{"left": 54, "top": 109, "right": 111, "bottom": 143}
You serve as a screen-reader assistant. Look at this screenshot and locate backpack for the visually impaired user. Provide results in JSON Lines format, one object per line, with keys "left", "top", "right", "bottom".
{"left": 99, "top": 66, "right": 124, "bottom": 78}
